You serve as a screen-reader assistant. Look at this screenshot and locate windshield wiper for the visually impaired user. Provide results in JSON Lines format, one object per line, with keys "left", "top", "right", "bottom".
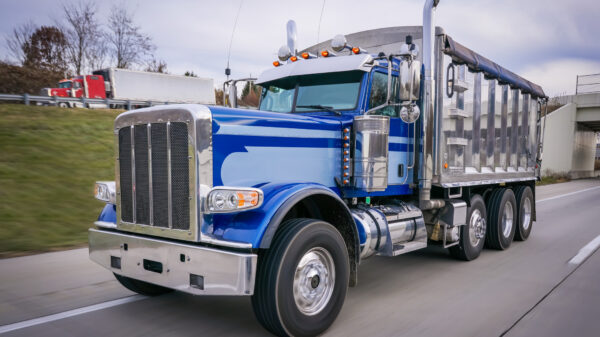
{"left": 296, "top": 105, "right": 342, "bottom": 116}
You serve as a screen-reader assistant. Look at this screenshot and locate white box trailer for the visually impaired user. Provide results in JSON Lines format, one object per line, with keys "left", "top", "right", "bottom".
{"left": 92, "top": 68, "right": 215, "bottom": 104}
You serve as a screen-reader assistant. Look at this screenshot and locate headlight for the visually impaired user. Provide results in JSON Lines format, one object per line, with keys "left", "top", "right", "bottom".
{"left": 207, "top": 187, "right": 263, "bottom": 213}
{"left": 94, "top": 181, "right": 116, "bottom": 204}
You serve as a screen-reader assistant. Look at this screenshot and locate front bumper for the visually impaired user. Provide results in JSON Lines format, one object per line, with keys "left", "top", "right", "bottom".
{"left": 89, "top": 229, "right": 257, "bottom": 295}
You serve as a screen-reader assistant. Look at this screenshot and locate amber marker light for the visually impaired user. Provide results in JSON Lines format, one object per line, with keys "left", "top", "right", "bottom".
{"left": 352, "top": 47, "right": 360, "bottom": 54}
{"left": 321, "top": 50, "right": 329, "bottom": 57}
{"left": 301, "top": 52, "right": 309, "bottom": 59}
{"left": 290, "top": 56, "right": 298, "bottom": 62}
{"left": 273, "top": 61, "right": 280, "bottom": 67}
{"left": 444, "top": 162, "right": 449, "bottom": 169}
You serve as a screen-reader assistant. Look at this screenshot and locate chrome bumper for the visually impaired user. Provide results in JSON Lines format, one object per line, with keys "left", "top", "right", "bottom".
{"left": 89, "top": 229, "right": 256, "bottom": 296}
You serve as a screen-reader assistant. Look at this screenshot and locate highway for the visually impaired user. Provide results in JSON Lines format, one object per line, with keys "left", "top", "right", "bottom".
{"left": 1, "top": 179, "right": 599, "bottom": 337}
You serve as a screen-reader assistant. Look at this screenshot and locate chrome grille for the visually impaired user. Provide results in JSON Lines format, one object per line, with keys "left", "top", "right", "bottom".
{"left": 118, "top": 122, "right": 190, "bottom": 230}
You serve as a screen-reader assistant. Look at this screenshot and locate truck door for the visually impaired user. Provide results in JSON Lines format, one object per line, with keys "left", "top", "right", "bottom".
{"left": 367, "top": 69, "right": 414, "bottom": 187}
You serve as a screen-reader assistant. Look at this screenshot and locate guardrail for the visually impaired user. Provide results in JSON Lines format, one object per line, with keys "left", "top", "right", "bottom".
{"left": 576, "top": 73, "right": 600, "bottom": 95}
{"left": 0, "top": 93, "right": 191, "bottom": 110}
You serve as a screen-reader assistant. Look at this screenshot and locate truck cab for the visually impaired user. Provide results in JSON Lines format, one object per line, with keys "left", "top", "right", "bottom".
{"left": 42, "top": 75, "right": 107, "bottom": 100}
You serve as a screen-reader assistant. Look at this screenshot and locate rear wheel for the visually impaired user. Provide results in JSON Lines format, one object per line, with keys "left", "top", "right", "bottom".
{"left": 514, "top": 186, "right": 534, "bottom": 241}
{"left": 449, "top": 194, "right": 487, "bottom": 261}
{"left": 252, "top": 218, "right": 349, "bottom": 337}
{"left": 114, "top": 273, "right": 172, "bottom": 296}
{"left": 485, "top": 188, "right": 517, "bottom": 250}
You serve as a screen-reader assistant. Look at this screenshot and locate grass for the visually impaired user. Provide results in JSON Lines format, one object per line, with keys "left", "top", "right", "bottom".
{"left": 0, "top": 104, "right": 122, "bottom": 257}
{"left": 536, "top": 174, "right": 570, "bottom": 186}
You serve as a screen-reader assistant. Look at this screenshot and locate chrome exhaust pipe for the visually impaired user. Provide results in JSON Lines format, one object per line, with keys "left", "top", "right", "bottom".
{"left": 420, "top": 0, "right": 444, "bottom": 210}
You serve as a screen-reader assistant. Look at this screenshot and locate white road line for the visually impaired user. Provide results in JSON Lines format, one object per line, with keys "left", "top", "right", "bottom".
{"left": 568, "top": 235, "right": 600, "bottom": 265}
{"left": 536, "top": 185, "right": 600, "bottom": 203}
{"left": 0, "top": 295, "right": 146, "bottom": 334}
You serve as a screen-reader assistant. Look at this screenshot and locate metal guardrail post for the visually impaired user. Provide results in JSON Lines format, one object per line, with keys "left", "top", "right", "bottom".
{"left": 23, "top": 94, "right": 30, "bottom": 105}
{"left": 81, "top": 96, "right": 86, "bottom": 108}
{"left": 127, "top": 100, "right": 132, "bottom": 110}
{"left": 147, "top": 101, "right": 152, "bottom": 107}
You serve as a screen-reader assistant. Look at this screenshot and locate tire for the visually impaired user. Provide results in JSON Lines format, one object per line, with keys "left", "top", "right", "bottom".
{"left": 252, "top": 218, "right": 349, "bottom": 337}
{"left": 114, "top": 273, "right": 173, "bottom": 296}
{"left": 485, "top": 188, "right": 517, "bottom": 250}
{"left": 514, "top": 186, "right": 534, "bottom": 241}
{"left": 58, "top": 102, "right": 68, "bottom": 108}
{"left": 449, "top": 194, "right": 487, "bottom": 261}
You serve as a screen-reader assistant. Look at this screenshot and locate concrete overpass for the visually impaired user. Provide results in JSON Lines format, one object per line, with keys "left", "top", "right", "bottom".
{"left": 541, "top": 92, "right": 600, "bottom": 178}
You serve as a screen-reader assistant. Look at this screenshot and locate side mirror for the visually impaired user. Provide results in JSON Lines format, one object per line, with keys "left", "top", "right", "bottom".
{"left": 399, "top": 60, "right": 421, "bottom": 101}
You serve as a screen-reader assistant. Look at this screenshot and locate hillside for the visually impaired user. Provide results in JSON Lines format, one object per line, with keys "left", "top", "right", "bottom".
{"left": 0, "top": 104, "right": 122, "bottom": 257}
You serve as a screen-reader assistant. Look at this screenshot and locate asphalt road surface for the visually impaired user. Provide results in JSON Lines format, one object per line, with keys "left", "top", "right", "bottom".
{"left": 1, "top": 179, "right": 600, "bottom": 337}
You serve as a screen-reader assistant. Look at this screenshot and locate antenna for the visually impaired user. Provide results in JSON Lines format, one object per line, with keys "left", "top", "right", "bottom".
{"left": 226, "top": 0, "right": 244, "bottom": 81}
{"left": 316, "top": 0, "right": 326, "bottom": 44}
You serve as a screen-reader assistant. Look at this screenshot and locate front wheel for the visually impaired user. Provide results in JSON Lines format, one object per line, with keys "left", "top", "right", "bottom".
{"left": 252, "top": 218, "right": 349, "bottom": 337}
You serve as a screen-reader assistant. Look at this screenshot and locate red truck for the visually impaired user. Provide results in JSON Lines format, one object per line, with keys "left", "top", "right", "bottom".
{"left": 42, "top": 75, "right": 107, "bottom": 103}
{"left": 41, "top": 68, "right": 215, "bottom": 108}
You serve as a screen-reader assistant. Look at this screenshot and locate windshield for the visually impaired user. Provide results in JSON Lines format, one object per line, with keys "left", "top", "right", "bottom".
{"left": 259, "top": 71, "right": 363, "bottom": 113}
{"left": 58, "top": 81, "right": 72, "bottom": 89}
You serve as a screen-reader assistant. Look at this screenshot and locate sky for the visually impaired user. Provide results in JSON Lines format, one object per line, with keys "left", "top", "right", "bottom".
{"left": 1, "top": 0, "right": 599, "bottom": 97}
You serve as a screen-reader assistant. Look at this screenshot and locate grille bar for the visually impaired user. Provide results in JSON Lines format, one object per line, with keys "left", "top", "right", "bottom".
{"left": 147, "top": 123, "right": 153, "bottom": 226}
{"left": 167, "top": 122, "right": 172, "bottom": 229}
{"left": 130, "top": 125, "right": 136, "bottom": 224}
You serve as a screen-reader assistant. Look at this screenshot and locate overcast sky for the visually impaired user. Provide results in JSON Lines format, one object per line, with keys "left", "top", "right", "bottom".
{"left": 1, "top": 0, "right": 599, "bottom": 97}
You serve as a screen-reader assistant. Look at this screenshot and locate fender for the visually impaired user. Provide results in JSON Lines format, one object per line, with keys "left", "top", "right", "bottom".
{"left": 208, "top": 182, "right": 359, "bottom": 260}
{"left": 97, "top": 203, "right": 116, "bottom": 223}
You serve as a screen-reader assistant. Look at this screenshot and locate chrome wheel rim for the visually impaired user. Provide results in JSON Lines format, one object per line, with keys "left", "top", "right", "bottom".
{"left": 522, "top": 197, "right": 532, "bottom": 231}
{"left": 469, "top": 209, "right": 486, "bottom": 247}
{"left": 502, "top": 201, "right": 514, "bottom": 238}
{"left": 293, "top": 247, "right": 335, "bottom": 316}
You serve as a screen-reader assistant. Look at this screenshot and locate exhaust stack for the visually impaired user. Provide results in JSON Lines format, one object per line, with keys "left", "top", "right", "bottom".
{"left": 419, "top": 0, "right": 444, "bottom": 210}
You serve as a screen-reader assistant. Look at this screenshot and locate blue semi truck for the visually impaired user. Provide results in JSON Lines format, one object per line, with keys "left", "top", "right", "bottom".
{"left": 90, "top": 1, "right": 548, "bottom": 335}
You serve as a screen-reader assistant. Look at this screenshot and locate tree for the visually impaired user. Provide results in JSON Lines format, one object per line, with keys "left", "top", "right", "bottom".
{"left": 184, "top": 71, "right": 198, "bottom": 77}
{"left": 145, "top": 58, "right": 168, "bottom": 73}
{"left": 23, "top": 26, "right": 68, "bottom": 73}
{"left": 240, "top": 81, "right": 261, "bottom": 107}
{"left": 60, "top": 1, "right": 102, "bottom": 74}
{"left": 105, "top": 4, "right": 155, "bottom": 69}
{"left": 5, "top": 21, "right": 37, "bottom": 65}
{"left": 215, "top": 88, "right": 224, "bottom": 106}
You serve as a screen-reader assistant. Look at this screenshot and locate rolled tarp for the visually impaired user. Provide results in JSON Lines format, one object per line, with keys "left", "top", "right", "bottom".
{"left": 444, "top": 35, "right": 546, "bottom": 99}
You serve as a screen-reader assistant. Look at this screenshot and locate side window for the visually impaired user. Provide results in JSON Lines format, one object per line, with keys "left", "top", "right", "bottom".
{"left": 368, "top": 71, "right": 398, "bottom": 117}
{"left": 73, "top": 82, "right": 81, "bottom": 89}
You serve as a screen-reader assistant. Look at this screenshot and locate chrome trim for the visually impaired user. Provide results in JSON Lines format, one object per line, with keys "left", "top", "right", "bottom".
{"left": 94, "top": 221, "right": 117, "bottom": 229}
{"left": 130, "top": 125, "right": 136, "bottom": 224}
{"left": 166, "top": 121, "right": 172, "bottom": 229}
{"left": 89, "top": 229, "right": 256, "bottom": 295}
{"left": 437, "top": 176, "right": 536, "bottom": 188}
{"left": 147, "top": 123, "right": 153, "bottom": 226}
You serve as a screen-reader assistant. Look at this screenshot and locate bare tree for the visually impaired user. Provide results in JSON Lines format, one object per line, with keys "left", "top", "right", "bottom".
{"left": 106, "top": 4, "right": 155, "bottom": 69}
{"left": 145, "top": 58, "right": 168, "bottom": 73}
{"left": 60, "top": 0, "right": 102, "bottom": 74}
{"left": 5, "top": 21, "right": 37, "bottom": 65}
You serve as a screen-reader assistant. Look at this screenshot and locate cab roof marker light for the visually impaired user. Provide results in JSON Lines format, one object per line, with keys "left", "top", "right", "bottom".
{"left": 273, "top": 61, "right": 281, "bottom": 67}
{"left": 301, "top": 52, "right": 316, "bottom": 59}
{"left": 207, "top": 187, "right": 264, "bottom": 213}
{"left": 321, "top": 50, "right": 336, "bottom": 57}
